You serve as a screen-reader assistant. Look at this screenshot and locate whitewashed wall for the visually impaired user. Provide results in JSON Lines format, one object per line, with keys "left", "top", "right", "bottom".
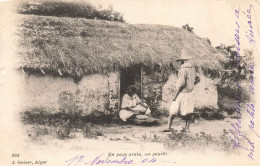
{"left": 18, "top": 69, "right": 218, "bottom": 116}
{"left": 161, "top": 74, "right": 219, "bottom": 111}
{"left": 18, "top": 71, "right": 119, "bottom": 116}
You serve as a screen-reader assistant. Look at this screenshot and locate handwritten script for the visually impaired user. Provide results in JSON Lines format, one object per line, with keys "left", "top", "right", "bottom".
{"left": 65, "top": 154, "right": 176, "bottom": 166}
{"left": 229, "top": 4, "right": 259, "bottom": 161}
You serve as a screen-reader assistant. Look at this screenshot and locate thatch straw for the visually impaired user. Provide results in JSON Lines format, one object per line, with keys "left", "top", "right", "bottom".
{"left": 16, "top": 14, "right": 227, "bottom": 77}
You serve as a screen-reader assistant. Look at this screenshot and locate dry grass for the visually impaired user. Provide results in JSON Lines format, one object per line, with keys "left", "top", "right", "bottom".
{"left": 16, "top": 14, "right": 227, "bottom": 78}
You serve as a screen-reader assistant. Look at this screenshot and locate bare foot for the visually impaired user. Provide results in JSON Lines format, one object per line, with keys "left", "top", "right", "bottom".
{"left": 181, "top": 128, "right": 190, "bottom": 133}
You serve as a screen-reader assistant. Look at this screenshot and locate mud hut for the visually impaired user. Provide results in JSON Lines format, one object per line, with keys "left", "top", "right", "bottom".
{"left": 16, "top": 14, "right": 226, "bottom": 116}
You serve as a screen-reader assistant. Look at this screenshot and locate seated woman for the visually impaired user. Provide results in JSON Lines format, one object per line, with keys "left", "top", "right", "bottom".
{"left": 119, "top": 85, "right": 151, "bottom": 122}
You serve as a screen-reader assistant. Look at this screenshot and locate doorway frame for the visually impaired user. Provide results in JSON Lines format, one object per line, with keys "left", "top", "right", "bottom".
{"left": 118, "top": 64, "right": 143, "bottom": 108}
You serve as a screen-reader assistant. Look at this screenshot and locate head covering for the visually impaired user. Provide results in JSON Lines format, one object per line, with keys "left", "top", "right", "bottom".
{"left": 176, "top": 49, "right": 195, "bottom": 61}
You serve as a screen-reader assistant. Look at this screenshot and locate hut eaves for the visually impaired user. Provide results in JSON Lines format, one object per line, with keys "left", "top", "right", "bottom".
{"left": 17, "top": 14, "right": 227, "bottom": 78}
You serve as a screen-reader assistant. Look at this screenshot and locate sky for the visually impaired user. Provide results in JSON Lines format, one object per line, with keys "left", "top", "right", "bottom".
{"left": 0, "top": 0, "right": 259, "bottom": 54}
{"left": 88, "top": 0, "right": 260, "bottom": 50}
{"left": 1, "top": 0, "right": 259, "bottom": 48}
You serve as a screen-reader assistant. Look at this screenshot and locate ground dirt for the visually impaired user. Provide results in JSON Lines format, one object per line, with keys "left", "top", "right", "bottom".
{"left": 23, "top": 116, "right": 239, "bottom": 153}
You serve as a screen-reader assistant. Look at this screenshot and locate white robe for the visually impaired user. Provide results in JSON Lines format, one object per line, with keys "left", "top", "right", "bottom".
{"left": 119, "top": 94, "right": 151, "bottom": 121}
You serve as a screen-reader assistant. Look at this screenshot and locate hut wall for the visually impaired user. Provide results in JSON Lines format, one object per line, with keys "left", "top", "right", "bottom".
{"left": 18, "top": 68, "right": 217, "bottom": 116}
{"left": 76, "top": 73, "right": 120, "bottom": 115}
{"left": 18, "top": 72, "right": 77, "bottom": 112}
{"left": 192, "top": 74, "right": 219, "bottom": 109}
{"left": 19, "top": 71, "right": 120, "bottom": 116}
{"left": 141, "top": 70, "right": 219, "bottom": 113}
{"left": 161, "top": 73, "right": 219, "bottom": 111}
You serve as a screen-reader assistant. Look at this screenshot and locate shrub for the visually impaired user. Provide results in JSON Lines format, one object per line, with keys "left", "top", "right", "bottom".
{"left": 216, "top": 45, "right": 253, "bottom": 103}
{"left": 20, "top": 107, "right": 53, "bottom": 125}
{"left": 195, "top": 107, "right": 225, "bottom": 120}
{"left": 31, "top": 125, "right": 50, "bottom": 137}
{"left": 82, "top": 122, "right": 104, "bottom": 139}
{"left": 17, "top": 0, "right": 125, "bottom": 23}
{"left": 56, "top": 126, "right": 72, "bottom": 140}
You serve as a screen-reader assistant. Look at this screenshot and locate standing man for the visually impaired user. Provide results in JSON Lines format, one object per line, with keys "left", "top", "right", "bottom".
{"left": 163, "top": 49, "right": 198, "bottom": 133}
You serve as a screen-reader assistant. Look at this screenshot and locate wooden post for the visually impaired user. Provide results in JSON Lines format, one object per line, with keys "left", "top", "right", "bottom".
{"left": 140, "top": 65, "right": 143, "bottom": 100}
{"left": 118, "top": 72, "right": 121, "bottom": 111}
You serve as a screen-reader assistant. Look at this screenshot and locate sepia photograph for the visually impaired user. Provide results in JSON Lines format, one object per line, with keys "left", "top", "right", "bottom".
{"left": 0, "top": 0, "right": 260, "bottom": 165}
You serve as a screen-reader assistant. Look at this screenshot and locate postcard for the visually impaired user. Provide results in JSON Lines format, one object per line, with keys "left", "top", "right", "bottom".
{"left": 0, "top": 0, "right": 260, "bottom": 165}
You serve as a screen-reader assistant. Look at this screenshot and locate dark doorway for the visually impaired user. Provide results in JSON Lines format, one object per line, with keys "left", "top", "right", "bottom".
{"left": 120, "top": 65, "right": 142, "bottom": 99}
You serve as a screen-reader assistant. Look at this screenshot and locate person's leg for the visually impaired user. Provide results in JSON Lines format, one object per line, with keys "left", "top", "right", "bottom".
{"left": 182, "top": 120, "right": 190, "bottom": 133}
{"left": 133, "top": 104, "right": 152, "bottom": 116}
{"left": 186, "top": 119, "right": 190, "bottom": 129}
{"left": 161, "top": 114, "right": 175, "bottom": 132}
{"left": 183, "top": 114, "right": 192, "bottom": 132}
{"left": 119, "top": 109, "right": 135, "bottom": 122}
{"left": 161, "top": 97, "right": 180, "bottom": 132}
{"left": 132, "top": 105, "right": 146, "bottom": 114}
{"left": 168, "top": 100, "right": 179, "bottom": 129}
{"left": 168, "top": 114, "right": 175, "bottom": 129}
{"left": 180, "top": 93, "right": 194, "bottom": 132}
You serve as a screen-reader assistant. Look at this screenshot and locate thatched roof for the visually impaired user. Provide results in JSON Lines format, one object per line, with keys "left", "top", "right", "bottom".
{"left": 17, "top": 14, "right": 227, "bottom": 78}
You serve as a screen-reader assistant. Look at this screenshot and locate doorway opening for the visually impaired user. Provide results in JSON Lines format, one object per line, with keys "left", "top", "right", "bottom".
{"left": 120, "top": 65, "right": 142, "bottom": 104}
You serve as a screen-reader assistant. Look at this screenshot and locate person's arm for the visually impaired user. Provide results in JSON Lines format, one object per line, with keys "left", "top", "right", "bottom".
{"left": 139, "top": 102, "right": 149, "bottom": 108}
{"left": 173, "top": 88, "right": 181, "bottom": 101}
{"left": 174, "top": 69, "right": 186, "bottom": 101}
{"left": 135, "top": 94, "right": 149, "bottom": 108}
{"left": 124, "top": 106, "right": 136, "bottom": 112}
